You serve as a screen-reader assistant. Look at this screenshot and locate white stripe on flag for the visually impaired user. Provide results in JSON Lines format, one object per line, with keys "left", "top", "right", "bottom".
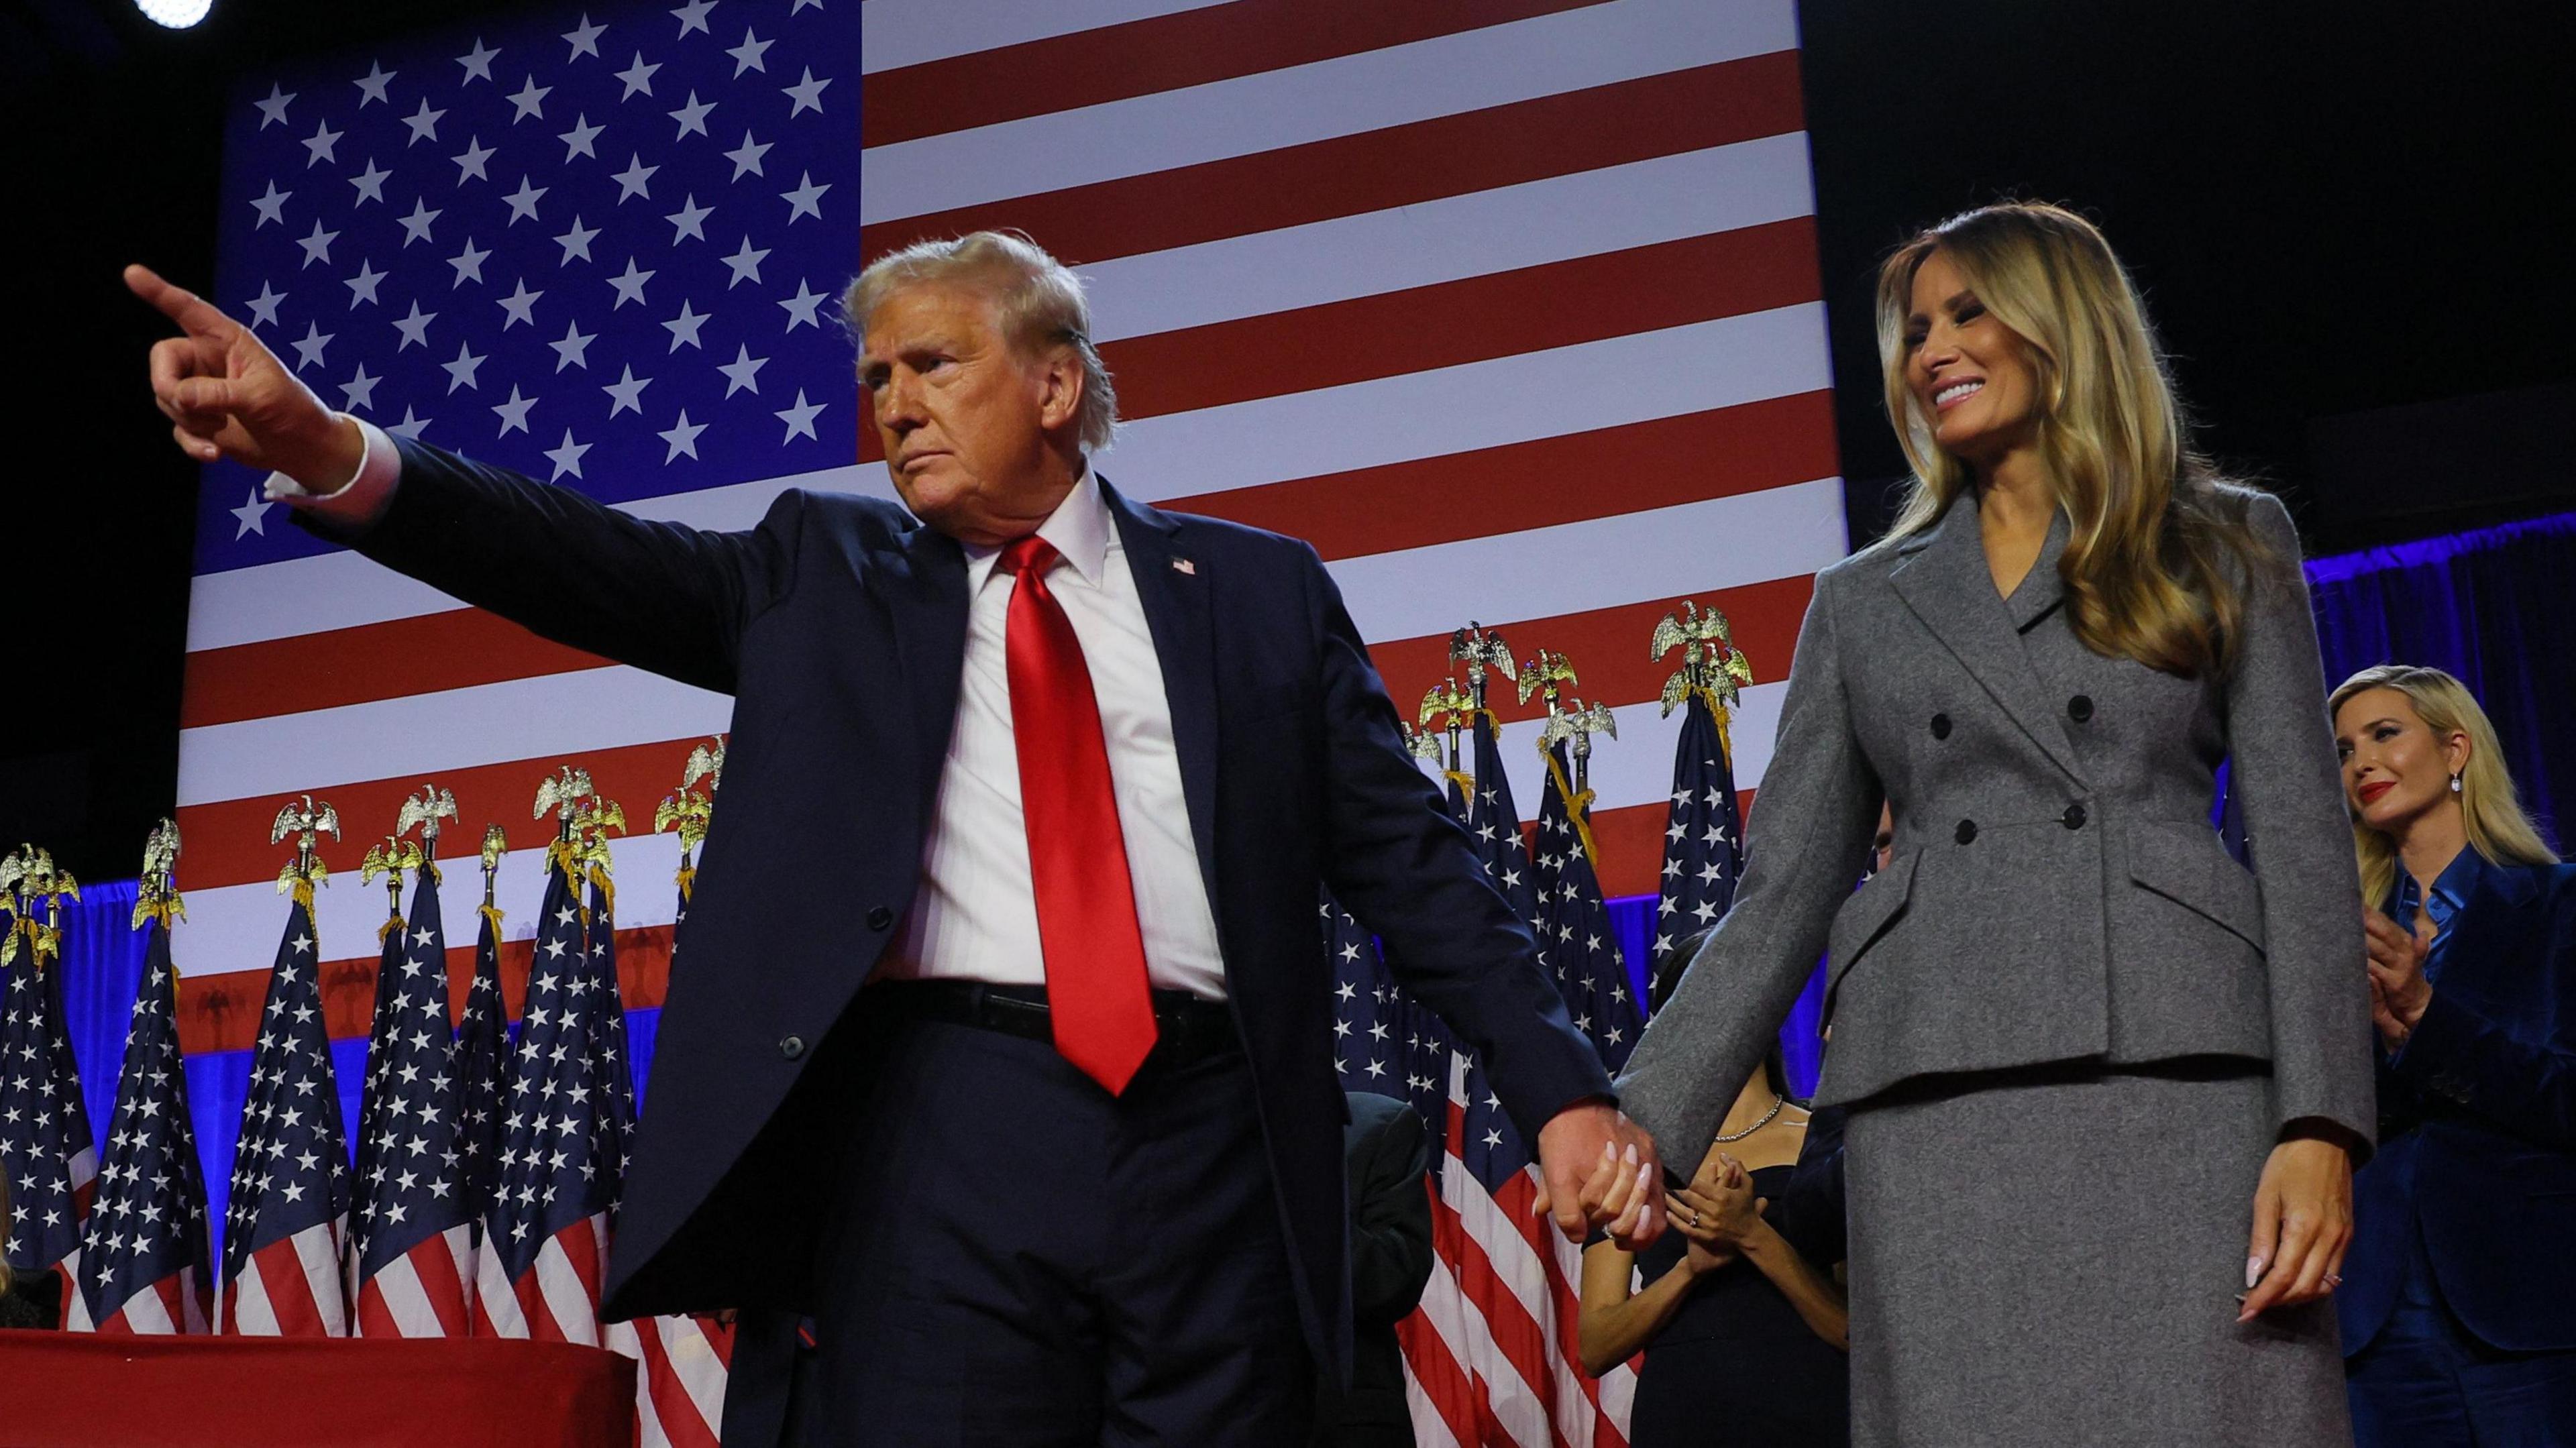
{"left": 1096, "top": 304, "right": 1835, "bottom": 503}
{"left": 860, "top": 0, "right": 1798, "bottom": 223}
{"left": 859, "top": 0, "right": 1234, "bottom": 74}
{"left": 474, "top": 1229, "right": 529, "bottom": 1338}
{"left": 1081, "top": 136, "right": 1820, "bottom": 343}
{"left": 659, "top": 1315, "right": 731, "bottom": 1430}
{"left": 292, "top": 1219, "right": 347, "bottom": 1337}
{"left": 184, "top": 462, "right": 869, "bottom": 651}
{"left": 227, "top": 1253, "right": 274, "bottom": 1335}
{"left": 533, "top": 1219, "right": 606, "bottom": 1345}
{"left": 1401, "top": 1353, "right": 1466, "bottom": 1448}
{"left": 1328, "top": 478, "right": 1844, "bottom": 631}
{"left": 1423, "top": 1233, "right": 1550, "bottom": 1448}
{"left": 174, "top": 665, "right": 734, "bottom": 810}
{"left": 172, "top": 829, "right": 684, "bottom": 987}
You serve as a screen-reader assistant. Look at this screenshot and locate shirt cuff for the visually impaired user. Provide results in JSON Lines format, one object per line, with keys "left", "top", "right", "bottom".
{"left": 264, "top": 414, "right": 400, "bottom": 528}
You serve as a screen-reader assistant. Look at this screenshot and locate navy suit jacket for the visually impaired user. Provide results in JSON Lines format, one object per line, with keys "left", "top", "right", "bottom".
{"left": 2341, "top": 858, "right": 2576, "bottom": 1354}
{"left": 311, "top": 437, "right": 1612, "bottom": 1376}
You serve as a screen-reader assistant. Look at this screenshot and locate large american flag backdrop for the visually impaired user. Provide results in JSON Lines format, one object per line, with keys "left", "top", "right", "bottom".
{"left": 154, "top": 0, "right": 1839, "bottom": 1440}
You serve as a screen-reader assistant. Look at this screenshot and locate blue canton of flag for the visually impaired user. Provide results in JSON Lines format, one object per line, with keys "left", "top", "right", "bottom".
{"left": 1454, "top": 709, "right": 1542, "bottom": 1190}
{"left": 0, "top": 910, "right": 98, "bottom": 1311}
{"left": 1324, "top": 895, "right": 1401, "bottom": 1094}
{"left": 70, "top": 912, "right": 213, "bottom": 1335}
{"left": 453, "top": 886, "right": 511, "bottom": 1230}
{"left": 349, "top": 866, "right": 476, "bottom": 1335}
{"left": 1530, "top": 750, "right": 1644, "bottom": 1075}
{"left": 201, "top": 0, "right": 857, "bottom": 572}
{"left": 475, "top": 844, "right": 624, "bottom": 1337}
{"left": 219, "top": 892, "right": 353, "bottom": 1336}
{"left": 584, "top": 872, "right": 637, "bottom": 1156}
{"left": 1647, "top": 693, "right": 1743, "bottom": 1015}
{"left": 348, "top": 871, "right": 429, "bottom": 1259}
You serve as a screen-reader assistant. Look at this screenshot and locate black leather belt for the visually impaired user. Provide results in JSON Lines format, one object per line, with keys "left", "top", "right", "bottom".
{"left": 866, "top": 979, "right": 1240, "bottom": 1072}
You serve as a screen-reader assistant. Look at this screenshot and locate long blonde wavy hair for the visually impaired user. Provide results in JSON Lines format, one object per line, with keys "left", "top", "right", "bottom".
{"left": 1876, "top": 202, "right": 2275, "bottom": 678}
{"left": 2327, "top": 664, "right": 2559, "bottom": 907}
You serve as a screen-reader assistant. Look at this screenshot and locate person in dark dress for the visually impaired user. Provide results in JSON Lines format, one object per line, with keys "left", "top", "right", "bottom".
{"left": 1315, "top": 1091, "right": 1434, "bottom": 1448}
{"left": 0, "top": 1176, "right": 64, "bottom": 1329}
{"left": 2329, "top": 665, "right": 2576, "bottom": 1445}
{"left": 1578, "top": 1015, "right": 1849, "bottom": 1448}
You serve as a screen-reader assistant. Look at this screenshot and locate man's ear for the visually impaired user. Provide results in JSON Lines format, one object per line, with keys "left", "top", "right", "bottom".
{"left": 1035, "top": 345, "right": 1085, "bottom": 436}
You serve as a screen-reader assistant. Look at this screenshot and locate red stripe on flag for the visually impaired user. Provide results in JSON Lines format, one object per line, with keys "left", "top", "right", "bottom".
{"left": 1112, "top": 221, "right": 1824, "bottom": 425}
{"left": 174, "top": 922, "right": 674, "bottom": 1056}
{"left": 1366, "top": 575, "right": 1816, "bottom": 727}
{"left": 1169, "top": 392, "right": 1840, "bottom": 565}
{"left": 861, "top": 52, "right": 1808, "bottom": 268}
{"left": 863, "top": 0, "right": 1617, "bottom": 147}
{"left": 245, "top": 1236, "right": 331, "bottom": 1337}
{"left": 173, "top": 734, "right": 710, "bottom": 893}
{"left": 182, "top": 608, "right": 606, "bottom": 729}
{"left": 636, "top": 1318, "right": 725, "bottom": 1448}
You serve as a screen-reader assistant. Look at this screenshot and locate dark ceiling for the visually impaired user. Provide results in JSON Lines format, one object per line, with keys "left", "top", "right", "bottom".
{"left": 3, "top": 0, "right": 2571, "bottom": 883}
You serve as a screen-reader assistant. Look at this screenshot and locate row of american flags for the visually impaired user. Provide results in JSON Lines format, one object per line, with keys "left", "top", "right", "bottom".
{"left": 3, "top": 641, "right": 1772, "bottom": 1448}
{"left": 3, "top": 771, "right": 727, "bottom": 1444}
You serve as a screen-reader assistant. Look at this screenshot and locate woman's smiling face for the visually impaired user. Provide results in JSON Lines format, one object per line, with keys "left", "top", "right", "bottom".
{"left": 1902, "top": 248, "right": 2045, "bottom": 468}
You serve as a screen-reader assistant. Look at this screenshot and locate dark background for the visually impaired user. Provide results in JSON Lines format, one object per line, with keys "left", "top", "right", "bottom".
{"left": 3, "top": 0, "right": 2572, "bottom": 883}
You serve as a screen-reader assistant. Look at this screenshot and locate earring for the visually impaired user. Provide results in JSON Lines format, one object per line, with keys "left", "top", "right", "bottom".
{"left": 2450, "top": 774, "right": 2463, "bottom": 794}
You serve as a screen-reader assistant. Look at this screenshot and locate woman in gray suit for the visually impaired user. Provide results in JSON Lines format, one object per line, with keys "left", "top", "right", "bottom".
{"left": 1616, "top": 201, "right": 2373, "bottom": 1446}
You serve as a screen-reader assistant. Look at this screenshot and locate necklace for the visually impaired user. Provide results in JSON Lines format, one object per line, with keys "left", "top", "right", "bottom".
{"left": 1713, "top": 1093, "right": 1784, "bottom": 1144}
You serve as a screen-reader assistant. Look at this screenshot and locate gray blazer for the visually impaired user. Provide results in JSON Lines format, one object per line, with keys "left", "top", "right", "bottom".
{"left": 1619, "top": 486, "right": 2374, "bottom": 1156}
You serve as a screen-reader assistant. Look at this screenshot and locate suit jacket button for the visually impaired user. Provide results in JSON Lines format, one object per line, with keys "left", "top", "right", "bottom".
{"left": 1930, "top": 713, "right": 1953, "bottom": 740}
{"left": 779, "top": 1035, "right": 806, "bottom": 1061}
{"left": 865, "top": 905, "right": 894, "bottom": 931}
{"left": 1954, "top": 819, "right": 1978, "bottom": 845}
{"left": 2068, "top": 695, "right": 2095, "bottom": 722}
{"left": 2062, "top": 803, "right": 2088, "bottom": 830}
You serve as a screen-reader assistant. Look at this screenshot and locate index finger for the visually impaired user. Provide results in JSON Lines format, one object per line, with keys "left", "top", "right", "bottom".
{"left": 124, "top": 264, "right": 237, "bottom": 339}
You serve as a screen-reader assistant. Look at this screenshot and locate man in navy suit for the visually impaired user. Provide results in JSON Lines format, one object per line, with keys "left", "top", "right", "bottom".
{"left": 127, "top": 234, "right": 1664, "bottom": 1445}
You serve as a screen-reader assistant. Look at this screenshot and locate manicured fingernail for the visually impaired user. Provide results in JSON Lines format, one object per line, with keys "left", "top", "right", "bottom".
{"left": 1599, "top": 1142, "right": 1615, "bottom": 1162}
{"left": 1622, "top": 1144, "right": 1638, "bottom": 1166}
{"left": 2245, "top": 1256, "right": 2265, "bottom": 1288}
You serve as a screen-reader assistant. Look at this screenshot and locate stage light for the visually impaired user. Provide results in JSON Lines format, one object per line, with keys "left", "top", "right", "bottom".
{"left": 135, "top": 0, "right": 213, "bottom": 28}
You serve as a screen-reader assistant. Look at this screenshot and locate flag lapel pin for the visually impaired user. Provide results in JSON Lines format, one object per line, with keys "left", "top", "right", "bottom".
{"left": 1171, "top": 557, "right": 1196, "bottom": 575}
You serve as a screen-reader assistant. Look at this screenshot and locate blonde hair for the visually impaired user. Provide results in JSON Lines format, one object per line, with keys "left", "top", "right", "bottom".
{"left": 2328, "top": 664, "right": 2559, "bottom": 907}
{"left": 851, "top": 231, "right": 1119, "bottom": 453}
{"left": 1876, "top": 202, "right": 2276, "bottom": 678}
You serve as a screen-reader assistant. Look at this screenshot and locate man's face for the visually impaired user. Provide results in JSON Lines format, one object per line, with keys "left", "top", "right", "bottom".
{"left": 859, "top": 281, "right": 1076, "bottom": 546}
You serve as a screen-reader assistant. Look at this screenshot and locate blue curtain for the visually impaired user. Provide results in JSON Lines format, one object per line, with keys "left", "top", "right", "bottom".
{"left": 55, "top": 879, "right": 144, "bottom": 1160}
{"left": 2306, "top": 510, "right": 2576, "bottom": 852}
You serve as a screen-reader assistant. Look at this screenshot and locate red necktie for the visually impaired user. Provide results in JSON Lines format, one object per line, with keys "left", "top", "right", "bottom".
{"left": 999, "top": 536, "right": 1158, "bottom": 1095}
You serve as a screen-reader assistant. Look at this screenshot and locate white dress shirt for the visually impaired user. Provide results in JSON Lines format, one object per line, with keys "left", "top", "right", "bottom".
{"left": 282, "top": 423, "right": 1230, "bottom": 998}
{"left": 875, "top": 469, "right": 1229, "bottom": 999}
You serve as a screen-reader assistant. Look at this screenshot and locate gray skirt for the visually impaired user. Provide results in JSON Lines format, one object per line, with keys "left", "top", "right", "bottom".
{"left": 1841, "top": 1064, "right": 2351, "bottom": 1447}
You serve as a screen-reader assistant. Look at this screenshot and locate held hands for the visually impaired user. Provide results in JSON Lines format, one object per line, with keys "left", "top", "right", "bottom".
{"left": 2363, "top": 908, "right": 2434, "bottom": 1050}
{"left": 124, "top": 264, "right": 364, "bottom": 486}
{"left": 1670, "top": 1151, "right": 1766, "bottom": 1249}
{"left": 1534, "top": 1101, "right": 1666, "bottom": 1250}
{"left": 2238, "top": 1135, "right": 2354, "bottom": 1323}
